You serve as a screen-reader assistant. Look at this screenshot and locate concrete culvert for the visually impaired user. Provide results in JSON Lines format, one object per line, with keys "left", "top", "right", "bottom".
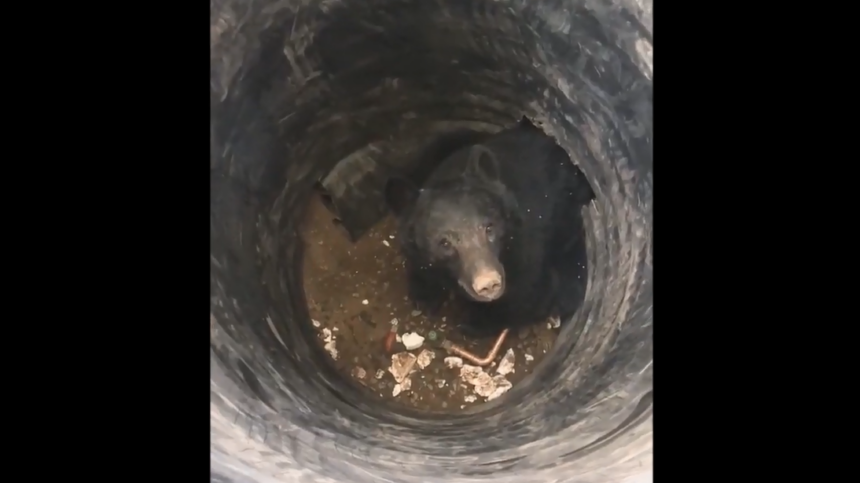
{"left": 210, "top": 0, "right": 652, "bottom": 482}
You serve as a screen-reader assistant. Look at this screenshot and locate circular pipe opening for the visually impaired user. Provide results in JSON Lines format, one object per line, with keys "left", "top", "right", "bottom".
{"left": 210, "top": 1, "right": 652, "bottom": 482}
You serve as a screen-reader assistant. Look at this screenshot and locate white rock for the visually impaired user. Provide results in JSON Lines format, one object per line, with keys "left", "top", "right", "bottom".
{"left": 471, "top": 374, "right": 496, "bottom": 397}
{"left": 464, "top": 395, "right": 477, "bottom": 403}
{"left": 324, "top": 340, "right": 338, "bottom": 360}
{"left": 460, "top": 365, "right": 496, "bottom": 397}
{"left": 393, "top": 377, "right": 412, "bottom": 397}
{"left": 487, "top": 375, "right": 513, "bottom": 401}
{"left": 549, "top": 316, "right": 561, "bottom": 328}
{"left": 459, "top": 364, "right": 484, "bottom": 382}
{"left": 382, "top": 240, "right": 390, "bottom": 247}
{"left": 496, "top": 348, "right": 516, "bottom": 376}
{"left": 388, "top": 352, "right": 418, "bottom": 383}
{"left": 362, "top": 299, "right": 369, "bottom": 305}
{"left": 375, "top": 369, "right": 385, "bottom": 379}
{"left": 524, "top": 353, "right": 534, "bottom": 362}
{"left": 322, "top": 328, "right": 338, "bottom": 359}
{"left": 401, "top": 378, "right": 412, "bottom": 391}
{"left": 444, "top": 356, "right": 463, "bottom": 369}
{"left": 416, "top": 349, "right": 436, "bottom": 369}
{"left": 401, "top": 332, "right": 424, "bottom": 350}
{"left": 312, "top": 319, "right": 321, "bottom": 327}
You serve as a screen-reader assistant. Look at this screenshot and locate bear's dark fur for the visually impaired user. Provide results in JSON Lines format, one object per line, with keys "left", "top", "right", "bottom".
{"left": 384, "top": 117, "right": 593, "bottom": 337}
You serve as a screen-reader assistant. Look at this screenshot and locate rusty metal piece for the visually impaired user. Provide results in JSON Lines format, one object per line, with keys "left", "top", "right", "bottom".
{"left": 383, "top": 319, "right": 398, "bottom": 354}
{"left": 441, "top": 329, "right": 509, "bottom": 366}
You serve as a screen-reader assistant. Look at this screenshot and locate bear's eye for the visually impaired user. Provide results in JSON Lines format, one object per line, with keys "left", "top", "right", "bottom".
{"left": 439, "top": 239, "right": 451, "bottom": 249}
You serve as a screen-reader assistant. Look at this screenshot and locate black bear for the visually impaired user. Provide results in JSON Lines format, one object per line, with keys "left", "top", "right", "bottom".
{"left": 384, "top": 117, "right": 594, "bottom": 337}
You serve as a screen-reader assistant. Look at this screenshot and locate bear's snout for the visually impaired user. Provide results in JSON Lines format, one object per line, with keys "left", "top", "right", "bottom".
{"left": 471, "top": 269, "right": 504, "bottom": 300}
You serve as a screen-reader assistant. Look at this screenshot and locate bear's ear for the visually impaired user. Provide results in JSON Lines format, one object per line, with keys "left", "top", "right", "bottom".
{"left": 466, "top": 145, "right": 500, "bottom": 183}
{"left": 384, "top": 176, "right": 420, "bottom": 215}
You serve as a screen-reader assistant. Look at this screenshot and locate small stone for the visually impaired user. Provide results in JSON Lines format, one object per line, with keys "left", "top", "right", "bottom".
{"left": 324, "top": 340, "right": 338, "bottom": 360}
{"left": 312, "top": 319, "right": 321, "bottom": 328}
{"left": 416, "top": 349, "right": 436, "bottom": 369}
{"left": 444, "top": 356, "right": 464, "bottom": 369}
{"left": 496, "top": 348, "right": 516, "bottom": 376}
{"left": 389, "top": 352, "right": 418, "bottom": 383}
{"left": 362, "top": 299, "right": 369, "bottom": 305}
{"left": 460, "top": 365, "right": 496, "bottom": 397}
{"left": 525, "top": 353, "right": 534, "bottom": 362}
{"left": 411, "top": 310, "right": 422, "bottom": 317}
{"left": 464, "top": 395, "right": 477, "bottom": 403}
{"left": 389, "top": 235, "right": 395, "bottom": 239}
{"left": 486, "top": 375, "right": 513, "bottom": 401}
{"left": 382, "top": 240, "right": 390, "bottom": 247}
{"left": 392, "top": 377, "right": 412, "bottom": 397}
{"left": 321, "top": 328, "right": 338, "bottom": 359}
{"left": 402, "top": 332, "right": 425, "bottom": 350}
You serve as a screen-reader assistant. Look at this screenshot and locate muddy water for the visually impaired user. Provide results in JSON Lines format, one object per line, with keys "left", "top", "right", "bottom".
{"left": 300, "top": 193, "right": 559, "bottom": 413}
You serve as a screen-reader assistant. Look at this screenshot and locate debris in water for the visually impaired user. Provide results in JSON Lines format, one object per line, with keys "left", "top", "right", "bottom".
{"left": 444, "top": 356, "right": 464, "bottom": 369}
{"left": 389, "top": 352, "right": 418, "bottom": 383}
{"left": 416, "top": 349, "right": 436, "bottom": 369}
{"left": 402, "top": 332, "right": 425, "bottom": 350}
{"left": 496, "top": 348, "right": 516, "bottom": 376}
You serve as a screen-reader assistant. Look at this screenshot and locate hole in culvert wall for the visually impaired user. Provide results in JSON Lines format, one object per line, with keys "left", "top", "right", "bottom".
{"left": 211, "top": 1, "right": 652, "bottom": 481}
{"left": 300, "top": 118, "right": 592, "bottom": 413}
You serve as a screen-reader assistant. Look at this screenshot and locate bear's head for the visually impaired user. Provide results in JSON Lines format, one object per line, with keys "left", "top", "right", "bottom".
{"left": 385, "top": 145, "right": 514, "bottom": 302}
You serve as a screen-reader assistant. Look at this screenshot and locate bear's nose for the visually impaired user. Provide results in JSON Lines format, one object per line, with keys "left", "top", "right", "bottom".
{"left": 473, "top": 272, "right": 503, "bottom": 299}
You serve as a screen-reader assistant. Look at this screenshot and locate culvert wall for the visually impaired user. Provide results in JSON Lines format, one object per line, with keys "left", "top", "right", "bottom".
{"left": 210, "top": 1, "right": 652, "bottom": 482}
